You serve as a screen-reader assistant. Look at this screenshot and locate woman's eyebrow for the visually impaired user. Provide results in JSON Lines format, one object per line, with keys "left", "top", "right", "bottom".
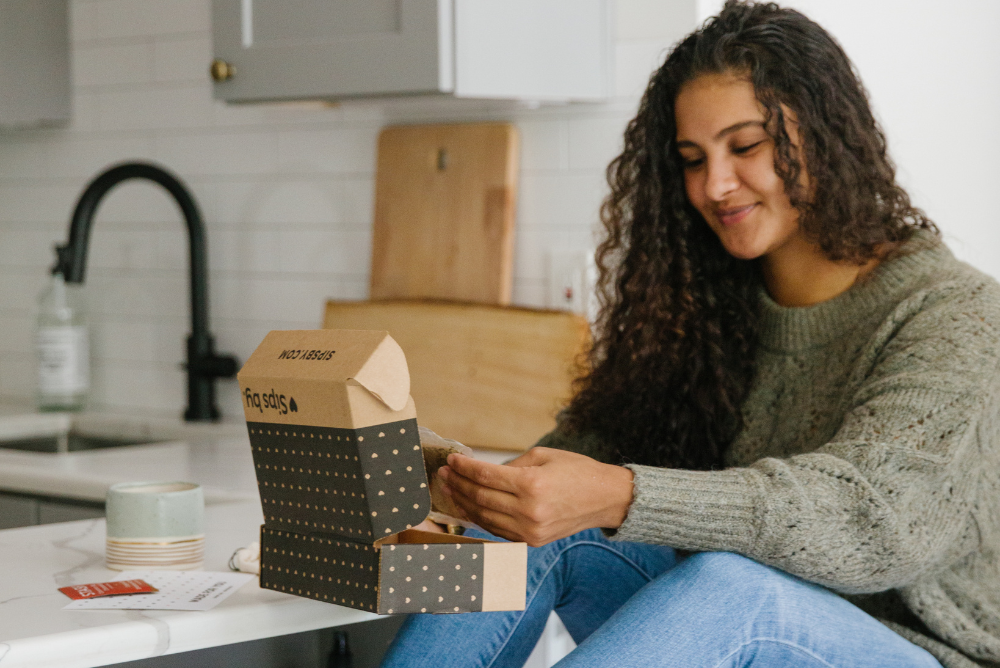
{"left": 676, "top": 120, "right": 765, "bottom": 148}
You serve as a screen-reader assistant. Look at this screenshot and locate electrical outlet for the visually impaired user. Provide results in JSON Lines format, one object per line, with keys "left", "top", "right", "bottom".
{"left": 546, "top": 249, "right": 596, "bottom": 319}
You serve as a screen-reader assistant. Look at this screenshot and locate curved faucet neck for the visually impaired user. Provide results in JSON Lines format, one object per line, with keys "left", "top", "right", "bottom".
{"left": 55, "top": 161, "right": 237, "bottom": 422}
{"left": 55, "top": 161, "right": 209, "bottom": 340}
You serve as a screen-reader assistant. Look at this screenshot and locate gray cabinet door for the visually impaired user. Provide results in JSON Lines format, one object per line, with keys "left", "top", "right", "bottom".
{"left": 211, "top": 0, "right": 449, "bottom": 103}
{"left": 38, "top": 501, "right": 105, "bottom": 524}
{"left": 0, "top": 0, "right": 71, "bottom": 127}
{"left": 0, "top": 493, "right": 38, "bottom": 529}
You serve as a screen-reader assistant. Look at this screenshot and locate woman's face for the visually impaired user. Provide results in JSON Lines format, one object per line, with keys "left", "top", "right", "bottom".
{"left": 674, "top": 73, "right": 804, "bottom": 261}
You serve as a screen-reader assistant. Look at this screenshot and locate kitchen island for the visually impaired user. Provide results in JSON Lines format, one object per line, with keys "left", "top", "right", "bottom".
{"left": 0, "top": 409, "right": 540, "bottom": 668}
{"left": 0, "top": 500, "right": 383, "bottom": 668}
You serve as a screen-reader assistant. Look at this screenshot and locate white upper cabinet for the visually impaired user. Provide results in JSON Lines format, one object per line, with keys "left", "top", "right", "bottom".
{"left": 210, "top": 0, "right": 612, "bottom": 103}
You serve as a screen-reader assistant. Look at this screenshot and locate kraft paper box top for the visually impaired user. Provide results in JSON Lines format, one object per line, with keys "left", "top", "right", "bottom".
{"left": 237, "top": 328, "right": 414, "bottom": 428}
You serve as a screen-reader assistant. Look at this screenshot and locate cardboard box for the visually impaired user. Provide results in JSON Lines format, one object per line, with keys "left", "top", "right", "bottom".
{"left": 237, "top": 329, "right": 527, "bottom": 614}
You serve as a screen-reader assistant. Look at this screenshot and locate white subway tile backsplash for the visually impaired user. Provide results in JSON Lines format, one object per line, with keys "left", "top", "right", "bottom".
{"left": 518, "top": 172, "right": 607, "bottom": 229}
{"left": 511, "top": 277, "right": 547, "bottom": 309}
{"left": 0, "top": 269, "right": 48, "bottom": 313}
{"left": 339, "top": 177, "right": 374, "bottom": 226}
{"left": 99, "top": 84, "right": 215, "bottom": 131}
{"left": 0, "top": 314, "right": 33, "bottom": 355}
{"left": 0, "top": 140, "right": 48, "bottom": 179}
{"left": 70, "top": 0, "right": 100, "bottom": 44}
{"left": 92, "top": 319, "right": 158, "bottom": 361}
{"left": 69, "top": 91, "right": 102, "bottom": 132}
{"left": 87, "top": 227, "right": 158, "bottom": 271}
{"left": 0, "top": 0, "right": 642, "bottom": 417}
{"left": 209, "top": 227, "right": 282, "bottom": 274}
{"left": 94, "top": 0, "right": 157, "bottom": 40}
{"left": 145, "top": 0, "right": 210, "bottom": 36}
{"left": 0, "top": 356, "right": 36, "bottom": 399}
{"left": 277, "top": 226, "right": 372, "bottom": 276}
{"left": 249, "top": 180, "right": 343, "bottom": 226}
{"left": 44, "top": 135, "right": 157, "bottom": 179}
{"left": 86, "top": 270, "right": 187, "bottom": 318}
{"left": 85, "top": 179, "right": 183, "bottom": 224}
{"left": 517, "top": 119, "right": 568, "bottom": 172}
{"left": 614, "top": 41, "right": 670, "bottom": 99}
{"left": 0, "top": 185, "right": 80, "bottom": 224}
{"left": 616, "top": 0, "right": 697, "bottom": 42}
{"left": 74, "top": 42, "right": 155, "bottom": 88}
{"left": 153, "top": 36, "right": 213, "bottom": 83}
{"left": 154, "top": 131, "right": 278, "bottom": 176}
{"left": 277, "top": 127, "right": 379, "bottom": 175}
{"left": 95, "top": 0, "right": 209, "bottom": 39}
{"left": 91, "top": 360, "right": 186, "bottom": 412}
{"left": 0, "top": 226, "right": 72, "bottom": 269}
{"left": 567, "top": 116, "right": 629, "bottom": 171}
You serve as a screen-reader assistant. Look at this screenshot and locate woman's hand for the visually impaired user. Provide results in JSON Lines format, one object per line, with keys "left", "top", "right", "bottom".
{"left": 437, "top": 447, "right": 634, "bottom": 547}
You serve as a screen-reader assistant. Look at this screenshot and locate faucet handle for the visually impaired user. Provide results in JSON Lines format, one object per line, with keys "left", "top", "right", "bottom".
{"left": 187, "top": 353, "right": 239, "bottom": 378}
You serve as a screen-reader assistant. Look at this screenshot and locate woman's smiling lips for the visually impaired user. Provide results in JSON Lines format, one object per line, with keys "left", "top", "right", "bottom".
{"left": 716, "top": 203, "right": 757, "bottom": 227}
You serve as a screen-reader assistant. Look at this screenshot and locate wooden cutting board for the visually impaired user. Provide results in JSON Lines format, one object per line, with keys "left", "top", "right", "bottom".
{"left": 369, "top": 123, "right": 519, "bottom": 305}
{"left": 323, "top": 300, "right": 590, "bottom": 451}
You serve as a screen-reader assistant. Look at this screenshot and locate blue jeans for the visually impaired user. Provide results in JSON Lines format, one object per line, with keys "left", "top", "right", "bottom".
{"left": 380, "top": 529, "right": 943, "bottom": 668}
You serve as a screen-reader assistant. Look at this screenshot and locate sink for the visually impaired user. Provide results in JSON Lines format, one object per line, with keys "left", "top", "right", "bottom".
{"left": 0, "top": 433, "right": 162, "bottom": 453}
{"left": 0, "top": 412, "right": 243, "bottom": 454}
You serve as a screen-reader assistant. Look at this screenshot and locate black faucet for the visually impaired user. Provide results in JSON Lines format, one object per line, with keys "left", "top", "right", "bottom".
{"left": 53, "top": 161, "right": 238, "bottom": 422}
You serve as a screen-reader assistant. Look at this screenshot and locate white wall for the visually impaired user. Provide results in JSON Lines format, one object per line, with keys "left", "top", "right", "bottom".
{"left": 697, "top": 0, "right": 1000, "bottom": 277}
{"left": 0, "top": 0, "right": 693, "bottom": 418}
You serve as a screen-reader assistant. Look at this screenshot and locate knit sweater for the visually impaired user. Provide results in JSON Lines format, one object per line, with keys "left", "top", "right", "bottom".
{"left": 537, "top": 232, "right": 1000, "bottom": 667}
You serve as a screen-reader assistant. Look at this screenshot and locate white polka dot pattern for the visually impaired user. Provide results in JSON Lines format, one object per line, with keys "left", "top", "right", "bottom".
{"left": 259, "top": 527, "right": 380, "bottom": 612}
{"left": 247, "top": 418, "right": 429, "bottom": 540}
{"left": 379, "top": 542, "right": 485, "bottom": 613}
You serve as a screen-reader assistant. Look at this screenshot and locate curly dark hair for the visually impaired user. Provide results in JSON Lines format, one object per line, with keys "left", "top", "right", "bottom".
{"left": 559, "top": 0, "right": 935, "bottom": 470}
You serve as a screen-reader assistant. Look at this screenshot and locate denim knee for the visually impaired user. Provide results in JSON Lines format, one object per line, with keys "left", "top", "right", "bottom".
{"left": 672, "top": 551, "right": 798, "bottom": 610}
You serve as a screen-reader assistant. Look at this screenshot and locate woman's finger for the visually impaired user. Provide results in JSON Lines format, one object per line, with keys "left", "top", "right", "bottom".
{"left": 445, "top": 454, "right": 522, "bottom": 494}
{"left": 447, "top": 486, "right": 523, "bottom": 541}
{"left": 440, "top": 466, "right": 520, "bottom": 515}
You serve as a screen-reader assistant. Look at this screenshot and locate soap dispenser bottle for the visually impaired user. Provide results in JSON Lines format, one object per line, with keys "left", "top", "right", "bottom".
{"left": 36, "top": 271, "right": 89, "bottom": 411}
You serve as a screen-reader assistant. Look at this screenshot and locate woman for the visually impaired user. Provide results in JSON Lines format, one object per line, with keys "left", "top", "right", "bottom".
{"left": 383, "top": 2, "right": 1000, "bottom": 667}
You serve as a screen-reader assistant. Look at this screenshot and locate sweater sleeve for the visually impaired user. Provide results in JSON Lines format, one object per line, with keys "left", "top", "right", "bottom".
{"left": 611, "top": 282, "right": 1000, "bottom": 594}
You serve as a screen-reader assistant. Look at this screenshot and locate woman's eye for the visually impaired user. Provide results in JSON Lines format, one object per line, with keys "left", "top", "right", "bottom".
{"left": 681, "top": 156, "right": 704, "bottom": 169}
{"left": 732, "top": 140, "right": 764, "bottom": 155}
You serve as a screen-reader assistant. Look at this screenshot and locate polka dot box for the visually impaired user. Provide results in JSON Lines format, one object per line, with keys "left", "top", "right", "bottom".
{"left": 237, "top": 329, "right": 527, "bottom": 614}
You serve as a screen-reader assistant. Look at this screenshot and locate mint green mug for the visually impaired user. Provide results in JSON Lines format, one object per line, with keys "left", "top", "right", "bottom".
{"left": 105, "top": 481, "right": 204, "bottom": 539}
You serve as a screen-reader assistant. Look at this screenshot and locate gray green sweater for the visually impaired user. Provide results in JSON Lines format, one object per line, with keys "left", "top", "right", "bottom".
{"left": 538, "top": 232, "right": 1000, "bottom": 667}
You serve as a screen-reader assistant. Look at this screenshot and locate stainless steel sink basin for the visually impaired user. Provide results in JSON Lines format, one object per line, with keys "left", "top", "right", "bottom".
{"left": 0, "top": 413, "right": 194, "bottom": 454}
{"left": 0, "top": 433, "right": 163, "bottom": 453}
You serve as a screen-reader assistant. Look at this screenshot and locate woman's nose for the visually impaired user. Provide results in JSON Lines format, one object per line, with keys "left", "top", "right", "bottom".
{"left": 704, "top": 157, "right": 739, "bottom": 201}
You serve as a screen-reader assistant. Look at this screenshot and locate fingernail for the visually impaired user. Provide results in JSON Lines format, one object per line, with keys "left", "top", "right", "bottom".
{"left": 438, "top": 466, "right": 450, "bottom": 479}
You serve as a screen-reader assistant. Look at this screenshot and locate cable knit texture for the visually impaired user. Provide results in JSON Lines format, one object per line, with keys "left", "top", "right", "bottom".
{"left": 537, "top": 232, "right": 1000, "bottom": 668}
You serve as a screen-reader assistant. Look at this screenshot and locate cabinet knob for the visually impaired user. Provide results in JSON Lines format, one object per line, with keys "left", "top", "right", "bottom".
{"left": 210, "top": 59, "right": 236, "bottom": 82}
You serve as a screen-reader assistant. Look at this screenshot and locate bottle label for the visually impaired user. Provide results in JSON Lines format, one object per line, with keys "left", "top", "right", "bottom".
{"left": 37, "top": 326, "right": 90, "bottom": 394}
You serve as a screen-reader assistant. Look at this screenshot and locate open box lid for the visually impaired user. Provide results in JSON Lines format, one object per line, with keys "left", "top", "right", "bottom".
{"left": 239, "top": 329, "right": 431, "bottom": 542}
{"left": 238, "top": 329, "right": 411, "bottom": 415}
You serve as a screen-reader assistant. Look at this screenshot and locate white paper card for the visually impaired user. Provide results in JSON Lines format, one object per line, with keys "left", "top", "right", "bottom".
{"left": 64, "top": 571, "right": 254, "bottom": 611}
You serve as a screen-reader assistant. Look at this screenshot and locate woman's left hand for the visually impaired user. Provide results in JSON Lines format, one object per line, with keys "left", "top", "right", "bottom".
{"left": 437, "top": 447, "right": 634, "bottom": 547}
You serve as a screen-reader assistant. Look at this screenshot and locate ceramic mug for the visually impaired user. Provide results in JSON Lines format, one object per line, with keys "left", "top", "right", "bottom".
{"left": 105, "top": 481, "right": 204, "bottom": 540}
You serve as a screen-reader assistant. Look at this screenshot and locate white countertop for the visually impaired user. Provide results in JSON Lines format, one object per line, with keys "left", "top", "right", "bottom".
{"left": 0, "top": 501, "right": 378, "bottom": 668}
{"left": 0, "top": 406, "right": 515, "bottom": 667}
{"left": 0, "top": 409, "right": 258, "bottom": 503}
